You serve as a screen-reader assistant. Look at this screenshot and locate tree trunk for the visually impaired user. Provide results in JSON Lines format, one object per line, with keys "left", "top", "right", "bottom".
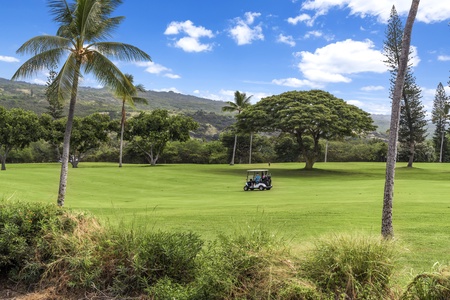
{"left": 407, "top": 141, "right": 414, "bottom": 167}
{"left": 57, "top": 61, "right": 81, "bottom": 207}
{"left": 248, "top": 132, "right": 253, "bottom": 164}
{"left": 230, "top": 134, "right": 237, "bottom": 165}
{"left": 439, "top": 129, "right": 445, "bottom": 162}
{"left": 119, "top": 100, "right": 126, "bottom": 167}
{"left": 382, "top": 0, "right": 419, "bottom": 239}
{"left": 1, "top": 156, "right": 6, "bottom": 171}
{"left": 304, "top": 156, "right": 315, "bottom": 170}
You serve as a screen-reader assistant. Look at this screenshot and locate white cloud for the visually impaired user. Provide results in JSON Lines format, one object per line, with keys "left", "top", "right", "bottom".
{"left": 287, "top": 13, "right": 314, "bottom": 26}
{"left": 164, "top": 20, "right": 214, "bottom": 52}
{"left": 155, "top": 87, "right": 182, "bottom": 93}
{"left": 0, "top": 55, "right": 19, "bottom": 63}
{"left": 296, "top": 39, "right": 387, "bottom": 84}
{"left": 300, "top": 0, "right": 450, "bottom": 24}
{"left": 229, "top": 12, "right": 264, "bottom": 45}
{"left": 164, "top": 73, "right": 181, "bottom": 79}
{"left": 175, "top": 36, "right": 212, "bottom": 52}
{"left": 277, "top": 34, "right": 296, "bottom": 47}
{"left": 272, "top": 77, "right": 323, "bottom": 89}
{"left": 136, "top": 61, "right": 180, "bottom": 79}
{"left": 438, "top": 55, "right": 450, "bottom": 61}
{"left": 304, "top": 30, "right": 335, "bottom": 41}
{"left": 361, "top": 85, "right": 384, "bottom": 91}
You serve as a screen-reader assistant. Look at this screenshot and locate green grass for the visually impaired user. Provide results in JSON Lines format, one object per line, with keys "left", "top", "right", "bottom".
{"left": 2, "top": 162, "right": 450, "bottom": 284}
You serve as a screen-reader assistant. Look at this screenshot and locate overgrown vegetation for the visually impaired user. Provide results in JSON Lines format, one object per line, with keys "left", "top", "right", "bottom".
{"left": 1, "top": 199, "right": 448, "bottom": 299}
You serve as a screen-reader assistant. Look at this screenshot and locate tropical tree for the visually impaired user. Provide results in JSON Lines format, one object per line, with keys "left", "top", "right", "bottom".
{"left": 382, "top": 0, "right": 420, "bottom": 239}
{"left": 11, "top": 0, "right": 151, "bottom": 206}
{"left": 383, "top": 5, "right": 427, "bottom": 168}
{"left": 68, "top": 113, "right": 112, "bottom": 167}
{"left": 125, "top": 110, "right": 198, "bottom": 166}
{"left": 222, "top": 91, "right": 252, "bottom": 165}
{"left": 115, "top": 73, "right": 147, "bottom": 167}
{"left": 431, "top": 82, "right": 450, "bottom": 162}
{"left": 0, "top": 107, "right": 41, "bottom": 170}
{"left": 237, "top": 90, "right": 376, "bottom": 170}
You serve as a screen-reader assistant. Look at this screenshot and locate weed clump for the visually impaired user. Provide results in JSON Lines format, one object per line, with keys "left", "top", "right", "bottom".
{"left": 401, "top": 264, "right": 450, "bottom": 300}
{"left": 301, "top": 233, "right": 398, "bottom": 299}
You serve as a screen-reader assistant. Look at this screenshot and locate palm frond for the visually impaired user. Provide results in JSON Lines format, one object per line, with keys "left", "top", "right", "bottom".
{"left": 16, "top": 35, "right": 71, "bottom": 56}
{"left": 132, "top": 96, "right": 148, "bottom": 105}
{"left": 51, "top": 54, "right": 80, "bottom": 101}
{"left": 83, "top": 51, "right": 130, "bottom": 94}
{"left": 91, "top": 42, "right": 151, "bottom": 61}
{"left": 11, "top": 48, "right": 66, "bottom": 80}
{"left": 48, "top": 0, "right": 74, "bottom": 25}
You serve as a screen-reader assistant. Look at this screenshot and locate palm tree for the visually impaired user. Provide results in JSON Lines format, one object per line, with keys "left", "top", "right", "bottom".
{"left": 116, "top": 73, "right": 147, "bottom": 168}
{"left": 12, "top": 0, "right": 151, "bottom": 206}
{"left": 222, "top": 91, "right": 252, "bottom": 165}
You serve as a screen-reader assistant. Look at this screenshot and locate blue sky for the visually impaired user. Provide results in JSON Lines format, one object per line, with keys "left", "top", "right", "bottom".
{"left": 0, "top": 0, "right": 449, "bottom": 116}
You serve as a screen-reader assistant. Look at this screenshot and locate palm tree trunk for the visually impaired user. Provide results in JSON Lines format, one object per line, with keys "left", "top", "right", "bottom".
{"left": 407, "top": 141, "right": 414, "bottom": 167}
{"left": 119, "top": 100, "right": 126, "bottom": 167}
{"left": 57, "top": 61, "right": 81, "bottom": 207}
{"left": 382, "top": 0, "right": 419, "bottom": 239}
{"left": 248, "top": 132, "right": 253, "bottom": 164}
{"left": 230, "top": 134, "right": 237, "bottom": 165}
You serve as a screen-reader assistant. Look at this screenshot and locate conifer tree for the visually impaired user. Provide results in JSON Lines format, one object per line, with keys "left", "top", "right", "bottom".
{"left": 383, "top": 5, "right": 427, "bottom": 168}
{"left": 431, "top": 82, "right": 450, "bottom": 162}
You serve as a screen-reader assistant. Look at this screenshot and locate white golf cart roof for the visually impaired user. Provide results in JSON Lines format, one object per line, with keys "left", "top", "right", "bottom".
{"left": 246, "top": 169, "right": 269, "bottom": 172}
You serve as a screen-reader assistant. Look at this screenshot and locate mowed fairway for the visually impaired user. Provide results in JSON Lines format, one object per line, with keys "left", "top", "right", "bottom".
{"left": 2, "top": 162, "right": 450, "bottom": 276}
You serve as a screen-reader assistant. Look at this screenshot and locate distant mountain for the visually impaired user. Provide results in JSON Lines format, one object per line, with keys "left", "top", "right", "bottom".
{"left": 0, "top": 77, "right": 226, "bottom": 117}
{"left": 4, "top": 77, "right": 429, "bottom": 137}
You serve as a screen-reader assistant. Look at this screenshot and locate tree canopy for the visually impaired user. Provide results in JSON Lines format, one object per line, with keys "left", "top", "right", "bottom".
{"left": 237, "top": 90, "right": 376, "bottom": 169}
{"left": 0, "top": 107, "right": 41, "bottom": 170}
{"left": 125, "top": 110, "right": 198, "bottom": 166}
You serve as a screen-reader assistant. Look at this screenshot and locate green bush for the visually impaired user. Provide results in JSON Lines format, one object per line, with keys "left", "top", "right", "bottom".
{"left": 301, "top": 233, "right": 397, "bottom": 299}
{"left": 401, "top": 264, "right": 450, "bottom": 300}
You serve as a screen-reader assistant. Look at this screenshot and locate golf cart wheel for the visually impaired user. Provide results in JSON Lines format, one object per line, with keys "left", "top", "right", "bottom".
{"left": 244, "top": 186, "right": 249, "bottom": 191}
{"left": 259, "top": 185, "right": 265, "bottom": 191}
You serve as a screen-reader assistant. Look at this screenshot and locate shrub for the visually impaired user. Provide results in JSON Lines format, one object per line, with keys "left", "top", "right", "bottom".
{"left": 301, "top": 233, "right": 398, "bottom": 299}
{"left": 401, "top": 264, "right": 450, "bottom": 300}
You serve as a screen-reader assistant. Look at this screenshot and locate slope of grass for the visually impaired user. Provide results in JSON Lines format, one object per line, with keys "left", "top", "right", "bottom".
{"left": 2, "top": 162, "right": 450, "bottom": 283}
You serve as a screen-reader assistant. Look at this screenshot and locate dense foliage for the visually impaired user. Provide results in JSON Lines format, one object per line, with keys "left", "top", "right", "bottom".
{"left": 2, "top": 200, "right": 449, "bottom": 299}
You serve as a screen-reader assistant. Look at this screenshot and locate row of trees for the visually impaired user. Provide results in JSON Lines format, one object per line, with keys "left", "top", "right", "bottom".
{"left": 0, "top": 106, "right": 197, "bottom": 170}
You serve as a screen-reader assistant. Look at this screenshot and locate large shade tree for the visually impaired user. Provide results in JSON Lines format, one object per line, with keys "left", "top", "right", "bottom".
{"left": 125, "top": 110, "right": 198, "bottom": 166}
{"left": 11, "top": 0, "right": 151, "bottom": 206}
{"left": 382, "top": 0, "right": 420, "bottom": 239}
{"left": 115, "top": 73, "right": 147, "bottom": 168}
{"left": 222, "top": 91, "right": 252, "bottom": 165}
{"left": 237, "top": 90, "right": 376, "bottom": 170}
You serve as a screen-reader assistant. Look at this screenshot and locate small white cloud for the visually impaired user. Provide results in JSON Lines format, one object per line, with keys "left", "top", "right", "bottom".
{"left": 155, "top": 87, "right": 182, "bottom": 93}
{"left": 136, "top": 61, "right": 180, "bottom": 79}
{"left": 229, "top": 12, "right": 264, "bottom": 45}
{"left": 361, "top": 85, "right": 384, "bottom": 91}
{"left": 164, "top": 20, "right": 214, "bottom": 52}
{"left": 175, "top": 36, "right": 212, "bottom": 52}
{"left": 164, "top": 73, "right": 181, "bottom": 79}
{"left": 438, "top": 55, "right": 450, "bottom": 61}
{"left": 272, "top": 77, "right": 323, "bottom": 88}
{"left": 277, "top": 34, "right": 296, "bottom": 47}
{"left": 0, "top": 55, "right": 19, "bottom": 63}
{"left": 287, "top": 13, "right": 313, "bottom": 26}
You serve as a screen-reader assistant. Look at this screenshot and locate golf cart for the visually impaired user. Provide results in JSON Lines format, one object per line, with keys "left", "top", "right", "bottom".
{"left": 243, "top": 169, "right": 272, "bottom": 191}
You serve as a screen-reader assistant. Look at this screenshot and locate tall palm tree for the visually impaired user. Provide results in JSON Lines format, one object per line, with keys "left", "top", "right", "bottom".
{"left": 12, "top": 0, "right": 151, "bottom": 206}
{"left": 222, "top": 91, "right": 252, "bottom": 165}
{"left": 116, "top": 73, "right": 147, "bottom": 168}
